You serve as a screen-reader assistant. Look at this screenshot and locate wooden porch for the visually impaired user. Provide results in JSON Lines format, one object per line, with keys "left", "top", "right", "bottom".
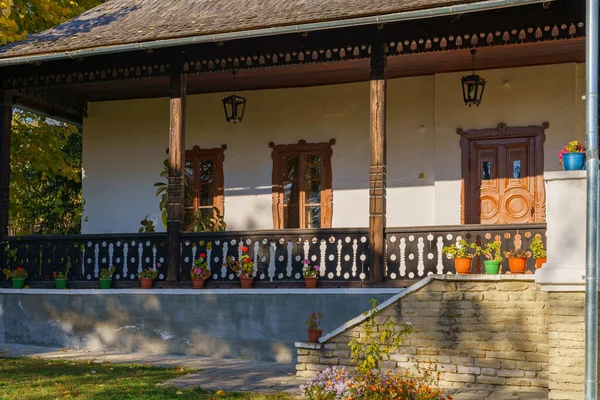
{"left": 0, "top": 223, "right": 546, "bottom": 288}
{"left": 0, "top": 1, "right": 579, "bottom": 287}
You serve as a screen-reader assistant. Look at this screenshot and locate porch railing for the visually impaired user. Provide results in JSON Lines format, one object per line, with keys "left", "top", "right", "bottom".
{"left": 180, "top": 228, "right": 370, "bottom": 283}
{"left": 385, "top": 223, "right": 547, "bottom": 280}
{"left": 1, "top": 224, "right": 546, "bottom": 285}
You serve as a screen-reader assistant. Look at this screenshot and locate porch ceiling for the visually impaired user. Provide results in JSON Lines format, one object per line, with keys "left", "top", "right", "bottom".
{"left": 71, "top": 38, "right": 584, "bottom": 102}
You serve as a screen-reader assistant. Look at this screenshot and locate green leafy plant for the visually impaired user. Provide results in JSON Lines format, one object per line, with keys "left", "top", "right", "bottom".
{"left": 154, "top": 159, "right": 170, "bottom": 229}
{"left": 349, "top": 299, "right": 412, "bottom": 376}
{"left": 53, "top": 262, "right": 71, "bottom": 280}
{"left": 482, "top": 241, "right": 503, "bottom": 263}
{"left": 3, "top": 242, "right": 17, "bottom": 268}
{"left": 505, "top": 249, "right": 531, "bottom": 259}
{"left": 190, "top": 207, "right": 227, "bottom": 232}
{"left": 530, "top": 236, "right": 546, "bottom": 259}
{"left": 305, "top": 312, "right": 324, "bottom": 329}
{"left": 99, "top": 266, "right": 116, "bottom": 279}
{"left": 223, "top": 246, "right": 254, "bottom": 278}
{"left": 138, "top": 269, "right": 159, "bottom": 280}
{"left": 3, "top": 267, "right": 27, "bottom": 279}
{"left": 191, "top": 253, "right": 211, "bottom": 280}
{"left": 442, "top": 239, "right": 480, "bottom": 259}
{"left": 138, "top": 215, "right": 156, "bottom": 233}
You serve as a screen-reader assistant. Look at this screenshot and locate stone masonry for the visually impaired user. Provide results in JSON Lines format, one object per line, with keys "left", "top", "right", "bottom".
{"left": 296, "top": 276, "right": 550, "bottom": 390}
{"left": 547, "top": 292, "right": 585, "bottom": 400}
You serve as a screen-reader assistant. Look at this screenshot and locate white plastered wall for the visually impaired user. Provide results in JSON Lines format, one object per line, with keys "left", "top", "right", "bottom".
{"left": 82, "top": 63, "right": 582, "bottom": 233}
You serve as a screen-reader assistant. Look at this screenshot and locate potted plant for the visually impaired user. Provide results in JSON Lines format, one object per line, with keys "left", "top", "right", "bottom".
{"left": 138, "top": 268, "right": 158, "bottom": 289}
{"left": 99, "top": 266, "right": 116, "bottom": 289}
{"left": 442, "top": 239, "right": 480, "bottom": 274}
{"left": 302, "top": 260, "right": 320, "bottom": 288}
{"left": 558, "top": 141, "right": 586, "bottom": 170}
{"left": 504, "top": 249, "right": 531, "bottom": 274}
{"left": 3, "top": 267, "right": 27, "bottom": 289}
{"left": 191, "top": 253, "right": 211, "bottom": 289}
{"left": 306, "top": 312, "right": 325, "bottom": 343}
{"left": 481, "top": 241, "right": 503, "bottom": 274}
{"left": 224, "top": 246, "right": 254, "bottom": 288}
{"left": 530, "top": 236, "right": 547, "bottom": 269}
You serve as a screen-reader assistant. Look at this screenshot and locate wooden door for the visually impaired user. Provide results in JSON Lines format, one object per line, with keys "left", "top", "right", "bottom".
{"left": 458, "top": 123, "right": 547, "bottom": 225}
{"left": 472, "top": 138, "right": 535, "bottom": 224}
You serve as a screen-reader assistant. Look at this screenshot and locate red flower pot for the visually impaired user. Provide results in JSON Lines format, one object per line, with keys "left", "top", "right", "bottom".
{"left": 140, "top": 278, "right": 153, "bottom": 289}
{"left": 240, "top": 275, "right": 253, "bottom": 289}
{"left": 454, "top": 258, "right": 472, "bottom": 274}
{"left": 508, "top": 258, "right": 527, "bottom": 274}
{"left": 308, "top": 328, "right": 323, "bottom": 343}
{"left": 192, "top": 278, "right": 205, "bottom": 289}
{"left": 535, "top": 257, "right": 547, "bottom": 269}
{"left": 304, "top": 277, "right": 318, "bottom": 288}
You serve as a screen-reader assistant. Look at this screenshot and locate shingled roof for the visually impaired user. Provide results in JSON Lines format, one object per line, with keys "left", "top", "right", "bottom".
{"left": 0, "top": 0, "right": 500, "bottom": 61}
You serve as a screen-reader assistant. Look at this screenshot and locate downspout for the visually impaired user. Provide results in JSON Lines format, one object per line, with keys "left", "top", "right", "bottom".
{"left": 584, "top": 0, "right": 599, "bottom": 397}
{"left": 0, "top": 0, "right": 552, "bottom": 67}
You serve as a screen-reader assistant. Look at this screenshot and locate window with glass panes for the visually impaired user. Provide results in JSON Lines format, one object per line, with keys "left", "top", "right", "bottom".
{"left": 271, "top": 140, "right": 333, "bottom": 229}
{"left": 184, "top": 146, "right": 225, "bottom": 230}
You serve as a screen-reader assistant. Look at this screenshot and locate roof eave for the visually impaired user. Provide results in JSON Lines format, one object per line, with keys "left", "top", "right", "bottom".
{"left": 0, "top": 0, "right": 552, "bottom": 67}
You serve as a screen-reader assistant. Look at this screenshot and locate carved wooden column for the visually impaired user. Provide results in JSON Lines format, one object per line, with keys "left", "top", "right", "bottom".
{"left": 167, "top": 71, "right": 187, "bottom": 282}
{"left": 0, "top": 92, "right": 13, "bottom": 237}
{"left": 368, "top": 42, "right": 387, "bottom": 282}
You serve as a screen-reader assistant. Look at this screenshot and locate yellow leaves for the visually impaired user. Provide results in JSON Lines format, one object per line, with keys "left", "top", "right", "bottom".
{"left": 175, "top": 391, "right": 183, "bottom": 395}
{"left": 215, "top": 389, "right": 225, "bottom": 396}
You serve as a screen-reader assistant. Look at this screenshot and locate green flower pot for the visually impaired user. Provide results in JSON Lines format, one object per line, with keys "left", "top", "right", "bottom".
{"left": 55, "top": 278, "right": 67, "bottom": 289}
{"left": 99, "top": 278, "right": 112, "bottom": 289}
{"left": 484, "top": 260, "right": 501, "bottom": 275}
{"left": 12, "top": 278, "right": 25, "bottom": 289}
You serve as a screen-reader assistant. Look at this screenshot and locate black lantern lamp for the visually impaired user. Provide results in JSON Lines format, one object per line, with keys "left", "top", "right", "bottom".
{"left": 461, "top": 49, "right": 486, "bottom": 107}
{"left": 222, "top": 71, "right": 247, "bottom": 123}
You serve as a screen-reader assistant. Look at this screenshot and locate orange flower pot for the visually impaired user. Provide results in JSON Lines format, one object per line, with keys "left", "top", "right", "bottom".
{"left": 240, "top": 275, "right": 253, "bottom": 289}
{"left": 304, "top": 277, "right": 318, "bottom": 288}
{"left": 508, "top": 258, "right": 528, "bottom": 274}
{"left": 308, "top": 328, "right": 323, "bottom": 343}
{"left": 192, "top": 278, "right": 205, "bottom": 289}
{"left": 140, "top": 278, "right": 153, "bottom": 289}
{"left": 535, "top": 257, "right": 547, "bottom": 269}
{"left": 454, "top": 258, "right": 472, "bottom": 274}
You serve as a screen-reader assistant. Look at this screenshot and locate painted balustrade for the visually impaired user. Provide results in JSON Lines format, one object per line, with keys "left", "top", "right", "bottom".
{"left": 0, "top": 224, "right": 546, "bottom": 284}
{"left": 385, "top": 223, "right": 547, "bottom": 280}
{"left": 1, "top": 233, "right": 167, "bottom": 282}
{"left": 180, "top": 228, "right": 370, "bottom": 283}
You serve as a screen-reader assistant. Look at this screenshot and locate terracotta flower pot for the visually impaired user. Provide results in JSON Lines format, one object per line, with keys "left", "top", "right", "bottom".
{"left": 304, "top": 277, "right": 318, "bottom": 288}
{"left": 308, "top": 328, "right": 323, "bottom": 343}
{"left": 454, "top": 258, "right": 472, "bottom": 274}
{"left": 508, "top": 258, "right": 528, "bottom": 274}
{"left": 192, "top": 278, "right": 205, "bottom": 289}
{"left": 240, "top": 275, "right": 253, "bottom": 289}
{"left": 140, "top": 278, "right": 153, "bottom": 289}
{"left": 535, "top": 257, "right": 547, "bottom": 269}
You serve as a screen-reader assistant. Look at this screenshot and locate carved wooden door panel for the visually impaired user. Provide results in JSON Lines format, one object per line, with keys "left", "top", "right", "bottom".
{"left": 471, "top": 138, "right": 536, "bottom": 224}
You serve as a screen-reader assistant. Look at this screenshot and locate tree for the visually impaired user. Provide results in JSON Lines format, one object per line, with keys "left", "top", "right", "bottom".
{"left": 1, "top": 0, "right": 102, "bottom": 234}
{"left": 1, "top": 1, "right": 101, "bottom": 44}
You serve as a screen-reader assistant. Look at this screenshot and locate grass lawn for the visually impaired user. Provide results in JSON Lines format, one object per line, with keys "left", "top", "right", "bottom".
{"left": 0, "top": 357, "right": 294, "bottom": 400}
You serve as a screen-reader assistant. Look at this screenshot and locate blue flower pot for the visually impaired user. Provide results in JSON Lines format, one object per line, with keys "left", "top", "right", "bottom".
{"left": 563, "top": 152, "right": 585, "bottom": 171}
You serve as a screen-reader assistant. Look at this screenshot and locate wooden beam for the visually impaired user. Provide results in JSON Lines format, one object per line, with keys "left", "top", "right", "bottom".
{"left": 368, "top": 41, "right": 387, "bottom": 282}
{"left": 166, "top": 70, "right": 187, "bottom": 282}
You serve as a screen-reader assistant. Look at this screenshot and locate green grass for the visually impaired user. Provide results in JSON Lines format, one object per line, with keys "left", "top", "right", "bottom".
{"left": 0, "top": 357, "right": 294, "bottom": 400}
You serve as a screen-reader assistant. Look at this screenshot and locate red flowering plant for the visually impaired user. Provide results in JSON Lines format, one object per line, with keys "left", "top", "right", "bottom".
{"left": 305, "top": 312, "right": 324, "bottom": 329}
{"left": 3, "top": 267, "right": 27, "bottom": 280}
{"left": 302, "top": 260, "right": 320, "bottom": 278}
{"left": 191, "top": 253, "right": 211, "bottom": 280}
{"left": 558, "top": 141, "right": 586, "bottom": 164}
{"left": 223, "top": 246, "right": 254, "bottom": 278}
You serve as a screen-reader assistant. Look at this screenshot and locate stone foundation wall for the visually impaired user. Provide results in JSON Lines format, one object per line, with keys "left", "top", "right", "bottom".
{"left": 547, "top": 292, "right": 584, "bottom": 400}
{"left": 296, "top": 276, "right": 549, "bottom": 390}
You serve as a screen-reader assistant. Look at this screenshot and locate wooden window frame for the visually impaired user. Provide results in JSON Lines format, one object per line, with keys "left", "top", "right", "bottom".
{"left": 456, "top": 122, "right": 547, "bottom": 224}
{"left": 184, "top": 145, "right": 226, "bottom": 222}
{"left": 270, "top": 139, "right": 335, "bottom": 229}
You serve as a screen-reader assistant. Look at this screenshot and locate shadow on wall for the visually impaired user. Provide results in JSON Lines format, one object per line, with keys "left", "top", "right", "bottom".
{"left": 0, "top": 292, "right": 394, "bottom": 363}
